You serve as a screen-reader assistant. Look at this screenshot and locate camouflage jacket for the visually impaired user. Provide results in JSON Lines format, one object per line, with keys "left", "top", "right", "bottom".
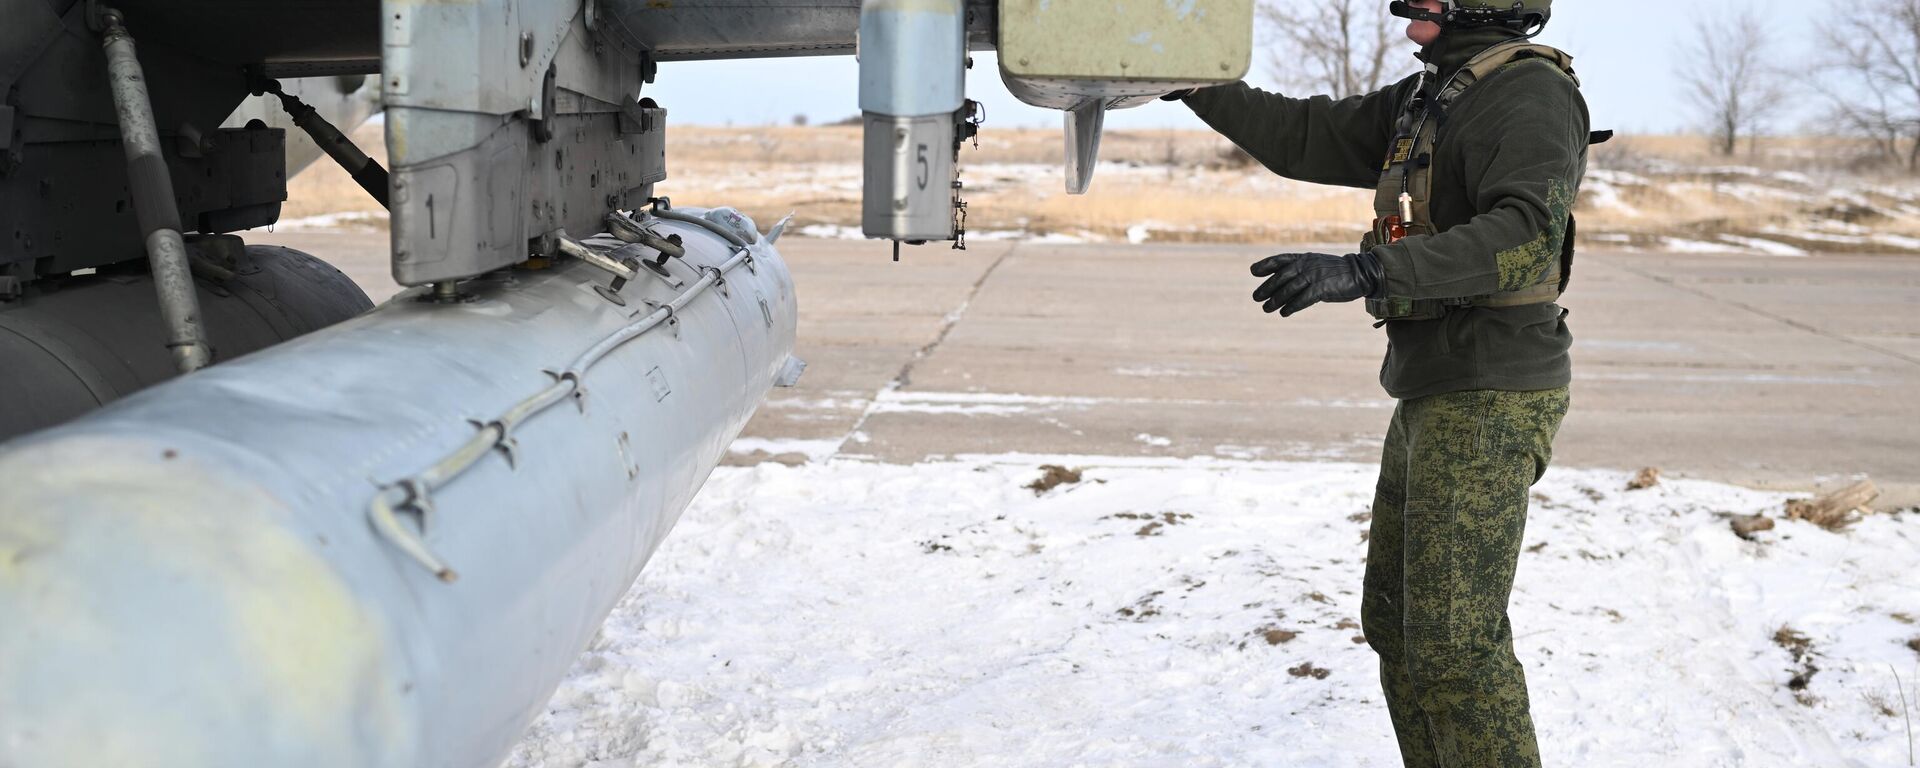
{"left": 1183, "top": 26, "right": 1589, "bottom": 400}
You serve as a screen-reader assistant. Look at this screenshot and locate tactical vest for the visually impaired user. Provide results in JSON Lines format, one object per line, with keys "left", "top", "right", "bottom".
{"left": 1363, "top": 42, "right": 1581, "bottom": 322}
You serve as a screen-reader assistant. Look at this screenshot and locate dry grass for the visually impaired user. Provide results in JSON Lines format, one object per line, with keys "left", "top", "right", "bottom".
{"left": 657, "top": 126, "right": 1369, "bottom": 243}
{"left": 1582, "top": 134, "right": 1920, "bottom": 252}
{"left": 281, "top": 123, "right": 389, "bottom": 220}
{"left": 1774, "top": 625, "right": 1821, "bottom": 705}
{"left": 1626, "top": 467, "right": 1661, "bottom": 491}
{"left": 1024, "top": 464, "right": 1084, "bottom": 495}
{"left": 669, "top": 125, "right": 1241, "bottom": 167}
{"left": 1256, "top": 627, "right": 1299, "bottom": 645}
{"left": 278, "top": 124, "right": 1920, "bottom": 252}
{"left": 1593, "top": 134, "right": 1897, "bottom": 175}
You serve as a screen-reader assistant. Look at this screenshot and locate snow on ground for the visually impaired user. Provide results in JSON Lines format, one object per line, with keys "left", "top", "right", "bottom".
{"left": 1720, "top": 235, "right": 1810, "bottom": 257}
{"left": 507, "top": 456, "right": 1919, "bottom": 768}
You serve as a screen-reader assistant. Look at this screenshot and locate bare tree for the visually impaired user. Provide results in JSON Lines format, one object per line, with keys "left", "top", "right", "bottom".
{"left": 1680, "top": 10, "right": 1791, "bottom": 156}
{"left": 1258, "top": 0, "right": 1414, "bottom": 99}
{"left": 1820, "top": 0, "right": 1920, "bottom": 171}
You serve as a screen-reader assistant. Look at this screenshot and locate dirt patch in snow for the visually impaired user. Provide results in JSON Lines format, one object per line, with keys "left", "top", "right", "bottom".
{"left": 1774, "top": 625, "right": 1821, "bottom": 705}
{"left": 1627, "top": 467, "right": 1662, "bottom": 490}
{"left": 1025, "top": 464, "right": 1083, "bottom": 495}
{"left": 1259, "top": 628, "right": 1299, "bottom": 646}
{"left": 1288, "top": 662, "right": 1333, "bottom": 680}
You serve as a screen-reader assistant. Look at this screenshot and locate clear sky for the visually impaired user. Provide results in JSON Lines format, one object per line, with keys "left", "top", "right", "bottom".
{"left": 646, "top": 0, "right": 1818, "bottom": 135}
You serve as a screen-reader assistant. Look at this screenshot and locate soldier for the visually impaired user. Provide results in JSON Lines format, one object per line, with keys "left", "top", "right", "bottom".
{"left": 1172, "top": 1, "right": 1595, "bottom": 765}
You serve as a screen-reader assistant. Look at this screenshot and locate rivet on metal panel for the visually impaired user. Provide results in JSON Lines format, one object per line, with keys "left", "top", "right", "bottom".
{"left": 520, "top": 32, "right": 535, "bottom": 66}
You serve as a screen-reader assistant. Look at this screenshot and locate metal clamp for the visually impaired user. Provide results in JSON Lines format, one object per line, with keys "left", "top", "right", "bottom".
{"left": 367, "top": 481, "right": 457, "bottom": 583}
{"left": 643, "top": 299, "right": 680, "bottom": 339}
{"left": 555, "top": 231, "right": 637, "bottom": 305}
{"left": 366, "top": 237, "right": 759, "bottom": 584}
{"left": 607, "top": 211, "right": 686, "bottom": 262}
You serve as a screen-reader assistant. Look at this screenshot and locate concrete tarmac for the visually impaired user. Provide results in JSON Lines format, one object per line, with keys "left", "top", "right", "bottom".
{"left": 256, "top": 229, "right": 1920, "bottom": 505}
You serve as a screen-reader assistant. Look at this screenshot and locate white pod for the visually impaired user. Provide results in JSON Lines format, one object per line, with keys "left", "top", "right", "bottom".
{"left": 0, "top": 210, "right": 798, "bottom": 768}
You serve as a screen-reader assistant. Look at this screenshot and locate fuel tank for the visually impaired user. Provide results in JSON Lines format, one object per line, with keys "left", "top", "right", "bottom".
{"left": 0, "top": 243, "right": 374, "bottom": 441}
{"left": 0, "top": 209, "right": 800, "bottom": 768}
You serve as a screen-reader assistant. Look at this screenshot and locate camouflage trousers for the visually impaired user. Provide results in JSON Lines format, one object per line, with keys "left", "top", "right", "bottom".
{"left": 1362, "top": 387, "right": 1569, "bottom": 768}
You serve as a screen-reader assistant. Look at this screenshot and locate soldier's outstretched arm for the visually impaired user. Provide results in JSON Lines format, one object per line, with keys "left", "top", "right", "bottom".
{"left": 1179, "top": 77, "right": 1419, "bottom": 189}
{"left": 1368, "top": 64, "right": 1589, "bottom": 301}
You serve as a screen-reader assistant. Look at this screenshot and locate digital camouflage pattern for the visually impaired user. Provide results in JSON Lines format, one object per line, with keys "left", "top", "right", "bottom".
{"left": 1492, "top": 179, "right": 1572, "bottom": 294}
{"left": 1362, "top": 386, "right": 1569, "bottom": 768}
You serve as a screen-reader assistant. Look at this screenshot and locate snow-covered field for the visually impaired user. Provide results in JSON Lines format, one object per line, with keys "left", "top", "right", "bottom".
{"left": 508, "top": 456, "right": 1919, "bottom": 768}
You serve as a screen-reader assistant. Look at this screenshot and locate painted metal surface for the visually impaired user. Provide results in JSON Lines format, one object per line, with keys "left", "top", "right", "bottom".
{"left": 381, "top": 0, "right": 664, "bottom": 286}
{"left": 1064, "top": 101, "right": 1105, "bottom": 195}
{"left": 996, "top": 0, "right": 1254, "bottom": 82}
{"left": 100, "top": 9, "right": 211, "bottom": 372}
{"left": 862, "top": 112, "right": 960, "bottom": 241}
{"left": 0, "top": 211, "right": 798, "bottom": 768}
{"left": 600, "top": 0, "right": 864, "bottom": 60}
{"left": 858, "top": 0, "right": 965, "bottom": 117}
{"left": 0, "top": 244, "right": 374, "bottom": 441}
{"left": 993, "top": 0, "right": 1253, "bottom": 193}
{"left": 859, "top": 0, "right": 967, "bottom": 243}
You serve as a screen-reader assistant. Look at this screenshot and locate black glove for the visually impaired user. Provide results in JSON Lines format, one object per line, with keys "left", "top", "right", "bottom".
{"left": 1158, "top": 89, "right": 1195, "bottom": 102}
{"left": 1250, "top": 251, "right": 1385, "bottom": 317}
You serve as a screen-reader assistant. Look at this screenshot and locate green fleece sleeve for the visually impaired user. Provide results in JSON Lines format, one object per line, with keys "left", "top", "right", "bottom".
{"left": 1182, "top": 77, "right": 1416, "bottom": 190}
{"left": 1370, "top": 63, "right": 1588, "bottom": 300}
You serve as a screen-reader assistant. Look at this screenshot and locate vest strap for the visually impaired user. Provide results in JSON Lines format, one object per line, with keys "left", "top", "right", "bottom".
{"left": 1364, "top": 41, "right": 1581, "bottom": 323}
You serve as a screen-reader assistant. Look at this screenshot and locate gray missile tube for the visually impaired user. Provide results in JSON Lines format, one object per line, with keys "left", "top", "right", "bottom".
{"left": 0, "top": 211, "right": 798, "bottom": 768}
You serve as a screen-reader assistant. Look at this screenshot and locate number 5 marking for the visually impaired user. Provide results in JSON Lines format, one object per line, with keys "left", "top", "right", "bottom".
{"left": 915, "top": 143, "right": 930, "bottom": 190}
